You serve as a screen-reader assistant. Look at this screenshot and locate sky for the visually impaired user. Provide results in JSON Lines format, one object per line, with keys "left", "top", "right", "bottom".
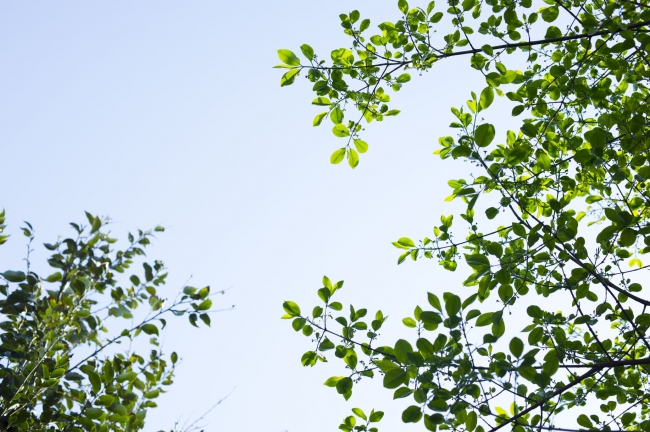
{"left": 0, "top": 1, "right": 502, "bottom": 431}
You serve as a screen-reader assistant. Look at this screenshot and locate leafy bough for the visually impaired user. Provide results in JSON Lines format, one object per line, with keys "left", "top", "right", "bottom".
{"left": 0, "top": 211, "right": 230, "bottom": 431}
{"left": 280, "top": 0, "right": 650, "bottom": 430}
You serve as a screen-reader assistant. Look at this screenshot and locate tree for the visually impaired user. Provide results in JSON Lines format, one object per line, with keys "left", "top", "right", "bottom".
{"left": 0, "top": 210, "right": 226, "bottom": 431}
{"left": 279, "top": 1, "right": 650, "bottom": 431}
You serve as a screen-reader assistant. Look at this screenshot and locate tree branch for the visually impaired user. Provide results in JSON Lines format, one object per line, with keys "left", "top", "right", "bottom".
{"left": 490, "top": 357, "right": 650, "bottom": 431}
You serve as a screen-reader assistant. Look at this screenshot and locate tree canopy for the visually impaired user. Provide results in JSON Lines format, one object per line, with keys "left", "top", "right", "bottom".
{"left": 279, "top": 0, "right": 650, "bottom": 431}
{"left": 0, "top": 211, "right": 223, "bottom": 431}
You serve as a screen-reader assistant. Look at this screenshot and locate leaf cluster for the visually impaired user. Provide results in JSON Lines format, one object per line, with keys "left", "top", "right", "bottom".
{"left": 280, "top": 0, "right": 650, "bottom": 430}
{"left": 0, "top": 212, "right": 222, "bottom": 431}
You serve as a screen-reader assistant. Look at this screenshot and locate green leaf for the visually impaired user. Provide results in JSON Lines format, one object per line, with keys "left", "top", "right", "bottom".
{"left": 476, "top": 312, "right": 493, "bottom": 326}
{"left": 141, "top": 324, "right": 159, "bottom": 336}
{"left": 396, "top": 73, "right": 411, "bottom": 83}
{"left": 280, "top": 68, "right": 300, "bottom": 87}
{"left": 329, "top": 302, "right": 343, "bottom": 311}
{"left": 144, "top": 389, "right": 160, "bottom": 399}
{"left": 492, "top": 316, "right": 506, "bottom": 337}
{"left": 428, "top": 292, "right": 442, "bottom": 311}
{"left": 511, "top": 223, "right": 526, "bottom": 237}
{"left": 369, "top": 411, "right": 384, "bottom": 422}
{"left": 527, "top": 305, "right": 543, "bottom": 318}
{"left": 107, "top": 403, "right": 127, "bottom": 415}
{"left": 509, "top": 337, "right": 524, "bottom": 357}
{"left": 394, "top": 339, "right": 413, "bottom": 364}
{"left": 353, "top": 139, "right": 368, "bottom": 153}
{"left": 462, "top": 293, "right": 478, "bottom": 310}
{"left": 577, "top": 414, "right": 593, "bottom": 428}
{"left": 465, "top": 253, "right": 490, "bottom": 272}
{"left": 86, "top": 408, "right": 104, "bottom": 420}
{"left": 301, "top": 351, "right": 318, "bottom": 366}
{"left": 541, "top": 6, "right": 559, "bottom": 22}
{"left": 2, "top": 271, "right": 26, "bottom": 282}
{"left": 300, "top": 44, "right": 314, "bottom": 60}
{"left": 331, "top": 148, "right": 346, "bottom": 164}
{"left": 397, "top": 237, "right": 415, "bottom": 248}
{"left": 536, "top": 151, "right": 551, "bottom": 170}
{"left": 528, "top": 327, "right": 544, "bottom": 344}
{"left": 324, "top": 376, "right": 343, "bottom": 387}
{"left": 116, "top": 371, "right": 137, "bottom": 383}
{"left": 352, "top": 408, "right": 367, "bottom": 420}
{"left": 402, "top": 406, "right": 422, "bottom": 423}
{"left": 197, "top": 299, "right": 212, "bottom": 311}
{"left": 512, "top": 105, "right": 525, "bottom": 116}
{"left": 312, "top": 97, "right": 332, "bottom": 106}
{"left": 331, "top": 107, "right": 344, "bottom": 124}
{"left": 278, "top": 49, "right": 301, "bottom": 66}
{"left": 620, "top": 228, "right": 637, "bottom": 247}
{"left": 466, "top": 411, "right": 477, "bottom": 431}
{"left": 393, "top": 386, "right": 412, "bottom": 399}
{"left": 96, "top": 395, "right": 114, "bottom": 406}
{"left": 292, "top": 317, "right": 305, "bottom": 331}
{"left": 46, "top": 272, "right": 63, "bottom": 283}
{"left": 520, "top": 122, "right": 538, "bottom": 137}
{"left": 319, "top": 338, "right": 335, "bottom": 351}
{"left": 402, "top": 317, "right": 417, "bottom": 328}
{"left": 444, "top": 293, "right": 461, "bottom": 316}
{"left": 474, "top": 124, "right": 495, "bottom": 147}
{"left": 479, "top": 87, "right": 494, "bottom": 110}
{"left": 383, "top": 368, "right": 407, "bottom": 388}
{"left": 313, "top": 112, "right": 327, "bottom": 126}
{"left": 485, "top": 207, "right": 499, "bottom": 219}
{"left": 430, "top": 11, "right": 443, "bottom": 22}
{"left": 348, "top": 148, "right": 359, "bottom": 168}
{"left": 283, "top": 301, "right": 301, "bottom": 316}
{"left": 336, "top": 377, "right": 353, "bottom": 395}
{"left": 374, "top": 359, "right": 399, "bottom": 373}
{"left": 420, "top": 311, "right": 442, "bottom": 326}
{"left": 359, "top": 19, "right": 370, "bottom": 32}
{"left": 478, "top": 42, "right": 494, "bottom": 55}
{"left": 518, "top": 366, "right": 537, "bottom": 381}
{"left": 332, "top": 124, "right": 350, "bottom": 137}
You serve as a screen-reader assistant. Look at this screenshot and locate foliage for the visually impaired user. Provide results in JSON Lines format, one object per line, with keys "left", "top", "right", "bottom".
{"left": 280, "top": 0, "right": 650, "bottom": 431}
{"left": 0, "top": 211, "right": 223, "bottom": 431}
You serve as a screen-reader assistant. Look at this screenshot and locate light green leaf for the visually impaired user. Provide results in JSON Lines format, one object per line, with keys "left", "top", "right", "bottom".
{"left": 348, "top": 148, "right": 359, "bottom": 168}
{"left": 331, "top": 107, "right": 344, "bottom": 124}
{"left": 277, "top": 49, "right": 301, "bottom": 66}
{"left": 353, "top": 139, "right": 368, "bottom": 153}
{"left": 313, "top": 112, "right": 327, "bottom": 126}
{"left": 324, "top": 376, "right": 343, "bottom": 387}
{"left": 396, "top": 73, "right": 411, "bottom": 83}
{"left": 331, "top": 148, "right": 346, "bottom": 164}
{"left": 300, "top": 44, "right": 314, "bottom": 60}
{"left": 479, "top": 87, "right": 494, "bottom": 110}
{"left": 283, "top": 301, "right": 301, "bottom": 316}
{"left": 280, "top": 68, "right": 300, "bottom": 87}
{"left": 312, "top": 97, "right": 331, "bottom": 106}
{"left": 352, "top": 408, "right": 367, "bottom": 420}
{"left": 332, "top": 124, "right": 350, "bottom": 137}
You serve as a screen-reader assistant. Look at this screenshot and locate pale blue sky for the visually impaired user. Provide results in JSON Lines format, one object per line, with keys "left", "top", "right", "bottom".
{"left": 0, "top": 1, "right": 494, "bottom": 431}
